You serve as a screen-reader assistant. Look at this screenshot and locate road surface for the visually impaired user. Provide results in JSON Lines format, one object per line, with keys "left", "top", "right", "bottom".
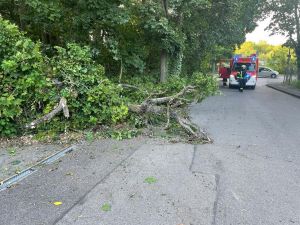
{"left": 0, "top": 78, "right": 299, "bottom": 225}
{"left": 190, "top": 78, "right": 300, "bottom": 224}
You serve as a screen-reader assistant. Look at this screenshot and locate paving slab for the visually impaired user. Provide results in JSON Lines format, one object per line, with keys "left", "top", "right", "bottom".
{"left": 56, "top": 144, "right": 217, "bottom": 225}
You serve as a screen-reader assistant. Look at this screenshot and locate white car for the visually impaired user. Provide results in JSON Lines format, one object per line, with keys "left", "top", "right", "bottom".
{"left": 258, "top": 67, "right": 279, "bottom": 78}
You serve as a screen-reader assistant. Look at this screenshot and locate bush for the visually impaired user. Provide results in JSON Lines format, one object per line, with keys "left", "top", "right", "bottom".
{"left": 191, "top": 72, "right": 219, "bottom": 101}
{"left": 50, "top": 43, "right": 128, "bottom": 130}
{"left": 0, "top": 18, "right": 128, "bottom": 137}
{"left": 0, "top": 18, "right": 52, "bottom": 136}
{"left": 0, "top": 18, "right": 217, "bottom": 138}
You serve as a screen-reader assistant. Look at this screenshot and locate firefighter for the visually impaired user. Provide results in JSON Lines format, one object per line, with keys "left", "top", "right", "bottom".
{"left": 237, "top": 65, "right": 247, "bottom": 92}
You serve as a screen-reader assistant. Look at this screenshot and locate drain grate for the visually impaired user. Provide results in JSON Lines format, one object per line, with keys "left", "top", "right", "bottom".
{"left": 0, "top": 146, "right": 75, "bottom": 192}
{"left": 40, "top": 146, "right": 74, "bottom": 165}
{"left": 0, "top": 168, "right": 36, "bottom": 191}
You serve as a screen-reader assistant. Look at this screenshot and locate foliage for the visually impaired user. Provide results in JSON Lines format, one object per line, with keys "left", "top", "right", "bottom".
{"left": 50, "top": 43, "right": 128, "bottom": 130}
{"left": 110, "top": 129, "right": 138, "bottom": 140}
{"left": 235, "top": 41, "right": 297, "bottom": 74}
{"left": 263, "top": 0, "right": 300, "bottom": 79}
{"left": 144, "top": 176, "right": 158, "bottom": 184}
{"left": 0, "top": 17, "right": 52, "bottom": 136}
{"left": 191, "top": 72, "right": 219, "bottom": 101}
{"left": 0, "top": 18, "right": 129, "bottom": 137}
{"left": 291, "top": 80, "right": 300, "bottom": 89}
{"left": 0, "top": 5, "right": 220, "bottom": 139}
{"left": 0, "top": 0, "right": 264, "bottom": 79}
{"left": 121, "top": 72, "right": 218, "bottom": 105}
{"left": 101, "top": 203, "right": 111, "bottom": 212}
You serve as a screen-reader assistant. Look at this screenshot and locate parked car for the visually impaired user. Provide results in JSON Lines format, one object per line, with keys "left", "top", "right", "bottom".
{"left": 258, "top": 67, "right": 279, "bottom": 78}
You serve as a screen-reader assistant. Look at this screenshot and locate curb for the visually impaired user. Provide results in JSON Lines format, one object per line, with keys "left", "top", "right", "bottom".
{"left": 266, "top": 84, "right": 300, "bottom": 99}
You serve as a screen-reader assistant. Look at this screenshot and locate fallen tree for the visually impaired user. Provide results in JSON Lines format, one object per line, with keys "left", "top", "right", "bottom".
{"left": 128, "top": 85, "right": 212, "bottom": 143}
{"left": 26, "top": 85, "right": 212, "bottom": 143}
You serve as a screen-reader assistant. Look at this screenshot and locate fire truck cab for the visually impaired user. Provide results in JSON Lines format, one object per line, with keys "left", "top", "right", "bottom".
{"left": 229, "top": 54, "right": 258, "bottom": 89}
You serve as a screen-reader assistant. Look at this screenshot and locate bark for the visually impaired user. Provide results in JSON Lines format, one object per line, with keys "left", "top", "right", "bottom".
{"left": 294, "top": 3, "right": 300, "bottom": 80}
{"left": 128, "top": 103, "right": 211, "bottom": 142}
{"left": 128, "top": 86, "right": 212, "bottom": 143}
{"left": 26, "top": 98, "right": 69, "bottom": 129}
{"left": 146, "top": 85, "right": 195, "bottom": 105}
{"left": 161, "top": 0, "right": 168, "bottom": 17}
{"left": 160, "top": 0, "right": 169, "bottom": 83}
{"left": 119, "top": 58, "right": 123, "bottom": 84}
{"left": 160, "top": 49, "right": 168, "bottom": 83}
{"left": 296, "top": 45, "right": 300, "bottom": 81}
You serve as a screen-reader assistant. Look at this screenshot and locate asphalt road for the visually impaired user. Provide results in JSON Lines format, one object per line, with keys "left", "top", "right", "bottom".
{"left": 190, "top": 77, "right": 300, "bottom": 224}
{"left": 0, "top": 77, "right": 299, "bottom": 225}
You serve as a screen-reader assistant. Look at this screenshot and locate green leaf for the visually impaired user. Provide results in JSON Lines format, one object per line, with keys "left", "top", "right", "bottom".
{"left": 144, "top": 176, "right": 158, "bottom": 184}
{"left": 101, "top": 203, "right": 111, "bottom": 212}
{"left": 10, "top": 160, "right": 21, "bottom": 165}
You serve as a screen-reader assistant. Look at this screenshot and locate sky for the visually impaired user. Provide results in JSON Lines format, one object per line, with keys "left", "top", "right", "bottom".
{"left": 246, "top": 17, "right": 287, "bottom": 45}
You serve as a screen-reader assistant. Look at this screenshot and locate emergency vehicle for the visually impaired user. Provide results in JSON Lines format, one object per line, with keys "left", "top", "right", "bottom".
{"left": 219, "top": 54, "right": 258, "bottom": 89}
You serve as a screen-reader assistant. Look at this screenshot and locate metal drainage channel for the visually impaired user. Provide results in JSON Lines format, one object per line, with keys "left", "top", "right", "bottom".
{"left": 0, "top": 146, "right": 75, "bottom": 192}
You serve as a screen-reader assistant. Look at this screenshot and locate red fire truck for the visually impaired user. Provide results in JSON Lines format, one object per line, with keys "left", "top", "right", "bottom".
{"left": 219, "top": 54, "right": 258, "bottom": 89}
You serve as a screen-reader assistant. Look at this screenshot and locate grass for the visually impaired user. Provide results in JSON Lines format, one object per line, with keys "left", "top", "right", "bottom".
{"left": 291, "top": 80, "right": 300, "bottom": 89}
{"left": 7, "top": 147, "right": 16, "bottom": 156}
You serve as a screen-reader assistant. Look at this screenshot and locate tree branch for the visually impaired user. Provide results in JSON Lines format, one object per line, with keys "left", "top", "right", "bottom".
{"left": 26, "top": 97, "right": 69, "bottom": 129}
{"left": 146, "top": 85, "right": 196, "bottom": 105}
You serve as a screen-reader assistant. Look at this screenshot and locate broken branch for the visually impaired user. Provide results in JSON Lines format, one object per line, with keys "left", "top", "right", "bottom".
{"left": 26, "top": 97, "right": 69, "bottom": 129}
{"left": 146, "top": 85, "right": 196, "bottom": 105}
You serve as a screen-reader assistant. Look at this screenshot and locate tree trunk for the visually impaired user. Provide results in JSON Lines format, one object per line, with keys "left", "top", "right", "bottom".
{"left": 160, "top": 49, "right": 168, "bottom": 83}
{"left": 296, "top": 46, "right": 300, "bottom": 80}
{"left": 119, "top": 58, "right": 123, "bottom": 83}
{"left": 294, "top": 3, "right": 300, "bottom": 80}
{"left": 161, "top": 0, "right": 168, "bottom": 18}
{"left": 160, "top": 0, "right": 168, "bottom": 83}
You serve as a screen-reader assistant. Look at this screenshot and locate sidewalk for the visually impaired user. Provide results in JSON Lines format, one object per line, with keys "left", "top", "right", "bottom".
{"left": 0, "top": 138, "right": 217, "bottom": 225}
{"left": 266, "top": 83, "right": 300, "bottom": 98}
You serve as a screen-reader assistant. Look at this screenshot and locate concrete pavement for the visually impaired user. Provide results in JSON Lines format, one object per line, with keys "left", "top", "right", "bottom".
{"left": 0, "top": 138, "right": 218, "bottom": 225}
{"left": 56, "top": 144, "right": 216, "bottom": 225}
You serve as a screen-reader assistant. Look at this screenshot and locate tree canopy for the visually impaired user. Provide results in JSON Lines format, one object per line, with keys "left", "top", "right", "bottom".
{"left": 264, "top": 0, "right": 300, "bottom": 79}
{"left": 0, "top": 0, "right": 266, "bottom": 138}
{"left": 236, "top": 41, "right": 297, "bottom": 74}
{"left": 0, "top": 0, "right": 264, "bottom": 80}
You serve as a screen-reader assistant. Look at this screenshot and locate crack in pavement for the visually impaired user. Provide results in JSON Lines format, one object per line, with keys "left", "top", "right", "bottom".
{"left": 52, "top": 146, "right": 139, "bottom": 225}
{"left": 189, "top": 145, "right": 197, "bottom": 171}
{"left": 212, "top": 174, "right": 220, "bottom": 225}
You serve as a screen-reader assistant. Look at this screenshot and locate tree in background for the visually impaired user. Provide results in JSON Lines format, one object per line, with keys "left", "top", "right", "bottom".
{"left": 235, "top": 41, "right": 296, "bottom": 74}
{"left": 264, "top": 0, "right": 300, "bottom": 80}
{"left": 0, "top": 0, "right": 268, "bottom": 138}
{"left": 235, "top": 42, "right": 256, "bottom": 56}
{"left": 0, "top": 0, "right": 264, "bottom": 81}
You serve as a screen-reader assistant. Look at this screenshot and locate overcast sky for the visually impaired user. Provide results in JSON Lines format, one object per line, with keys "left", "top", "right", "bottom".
{"left": 246, "top": 17, "right": 287, "bottom": 45}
